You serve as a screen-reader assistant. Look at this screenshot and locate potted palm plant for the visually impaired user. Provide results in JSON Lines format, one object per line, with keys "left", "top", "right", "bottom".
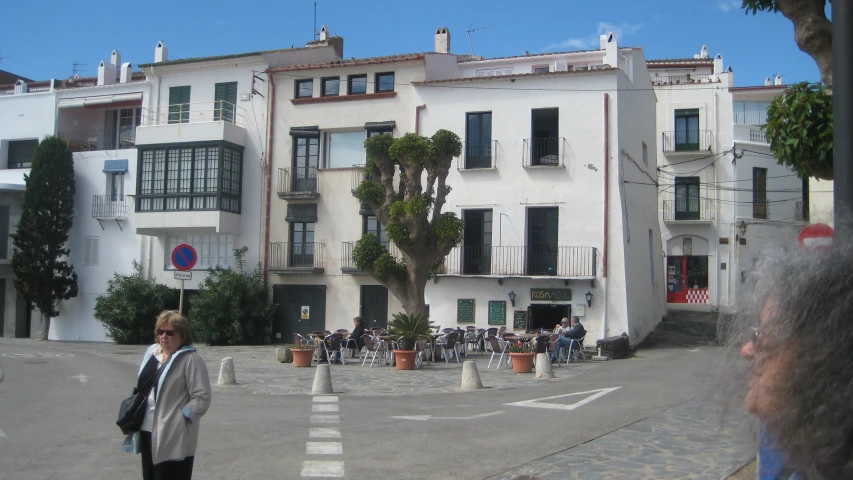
{"left": 388, "top": 312, "right": 434, "bottom": 370}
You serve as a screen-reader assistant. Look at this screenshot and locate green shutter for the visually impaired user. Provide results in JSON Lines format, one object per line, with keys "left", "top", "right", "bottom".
{"left": 168, "top": 86, "right": 191, "bottom": 124}
{"left": 0, "top": 205, "right": 8, "bottom": 260}
{"left": 214, "top": 82, "right": 238, "bottom": 123}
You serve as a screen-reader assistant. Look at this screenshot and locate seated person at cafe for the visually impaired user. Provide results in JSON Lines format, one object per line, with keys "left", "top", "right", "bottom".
{"left": 552, "top": 316, "right": 586, "bottom": 362}
{"left": 347, "top": 317, "right": 367, "bottom": 357}
{"left": 553, "top": 318, "right": 570, "bottom": 335}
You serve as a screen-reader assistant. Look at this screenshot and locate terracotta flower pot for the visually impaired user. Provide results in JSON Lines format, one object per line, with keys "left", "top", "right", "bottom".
{"left": 394, "top": 350, "right": 418, "bottom": 370}
{"left": 509, "top": 352, "right": 535, "bottom": 373}
{"left": 291, "top": 348, "right": 315, "bottom": 367}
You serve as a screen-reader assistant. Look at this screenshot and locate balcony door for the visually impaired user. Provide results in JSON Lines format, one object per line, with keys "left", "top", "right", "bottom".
{"left": 465, "top": 112, "right": 492, "bottom": 168}
{"left": 674, "top": 177, "right": 700, "bottom": 220}
{"left": 290, "top": 222, "right": 315, "bottom": 267}
{"left": 292, "top": 136, "right": 319, "bottom": 192}
{"left": 674, "top": 109, "right": 699, "bottom": 151}
{"left": 527, "top": 207, "right": 558, "bottom": 275}
{"left": 462, "top": 209, "right": 492, "bottom": 274}
{"left": 530, "top": 108, "right": 559, "bottom": 165}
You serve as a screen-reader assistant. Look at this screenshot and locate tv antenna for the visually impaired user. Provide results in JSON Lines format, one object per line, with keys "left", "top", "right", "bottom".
{"left": 466, "top": 23, "right": 495, "bottom": 56}
{"left": 313, "top": 1, "right": 318, "bottom": 40}
{"left": 72, "top": 61, "right": 88, "bottom": 77}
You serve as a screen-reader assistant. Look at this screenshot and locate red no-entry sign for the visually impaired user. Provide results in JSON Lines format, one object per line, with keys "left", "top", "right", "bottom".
{"left": 171, "top": 244, "right": 198, "bottom": 271}
{"left": 798, "top": 223, "right": 834, "bottom": 251}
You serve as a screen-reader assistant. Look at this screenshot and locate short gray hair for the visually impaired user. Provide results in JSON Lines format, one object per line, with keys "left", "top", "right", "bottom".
{"left": 571, "top": 316, "right": 580, "bottom": 323}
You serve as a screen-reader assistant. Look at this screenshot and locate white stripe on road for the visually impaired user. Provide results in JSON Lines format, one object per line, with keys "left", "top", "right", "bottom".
{"left": 0, "top": 428, "right": 5, "bottom": 437}
{"left": 308, "top": 427, "right": 341, "bottom": 438}
{"left": 310, "top": 415, "right": 340, "bottom": 424}
{"left": 312, "top": 396, "right": 338, "bottom": 403}
{"left": 311, "top": 404, "right": 339, "bottom": 412}
{"left": 301, "top": 460, "right": 345, "bottom": 478}
{"left": 306, "top": 442, "right": 343, "bottom": 455}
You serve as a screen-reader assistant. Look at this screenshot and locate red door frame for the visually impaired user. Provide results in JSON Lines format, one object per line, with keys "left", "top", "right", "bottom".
{"left": 667, "top": 256, "right": 688, "bottom": 303}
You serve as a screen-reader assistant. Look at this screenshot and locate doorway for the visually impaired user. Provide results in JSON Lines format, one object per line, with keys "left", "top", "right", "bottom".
{"left": 360, "top": 285, "right": 388, "bottom": 329}
{"left": 528, "top": 304, "right": 570, "bottom": 331}
{"left": 666, "top": 255, "right": 709, "bottom": 303}
{"left": 530, "top": 108, "right": 559, "bottom": 165}
{"left": 272, "top": 285, "right": 327, "bottom": 343}
{"left": 527, "top": 207, "right": 558, "bottom": 275}
{"left": 14, "top": 295, "right": 31, "bottom": 338}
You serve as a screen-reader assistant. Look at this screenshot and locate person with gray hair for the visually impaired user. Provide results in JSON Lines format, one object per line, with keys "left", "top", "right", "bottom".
{"left": 734, "top": 240, "right": 853, "bottom": 479}
{"left": 551, "top": 316, "right": 585, "bottom": 363}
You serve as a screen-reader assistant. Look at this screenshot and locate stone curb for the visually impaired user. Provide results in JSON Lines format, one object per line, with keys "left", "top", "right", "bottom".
{"left": 0, "top": 366, "right": 4, "bottom": 384}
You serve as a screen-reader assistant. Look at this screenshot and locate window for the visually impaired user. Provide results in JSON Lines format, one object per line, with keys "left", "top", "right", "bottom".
{"left": 292, "top": 136, "right": 320, "bottom": 192}
{"left": 642, "top": 142, "right": 648, "bottom": 166}
{"left": 366, "top": 128, "right": 393, "bottom": 138}
{"left": 295, "top": 79, "right": 313, "bottom": 98}
{"left": 168, "top": 86, "right": 191, "bottom": 124}
{"left": 118, "top": 108, "right": 141, "bottom": 148}
{"left": 529, "top": 108, "right": 560, "bottom": 166}
{"left": 674, "top": 109, "right": 700, "bottom": 151}
{"left": 166, "top": 234, "right": 234, "bottom": 269}
{"left": 326, "top": 131, "right": 364, "bottom": 168}
{"left": 733, "top": 101, "right": 772, "bottom": 125}
{"left": 533, "top": 65, "right": 550, "bottom": 74}
{"left": 462, "top": 210, "right": 492, "bottom": 274}
{"left": 290, "top": 222, "right": 315, "bottom": 267}
{"left": 321, "top": 77, "right": 340, "bottom": 97}
{"left": 527, "top": 207, "right": 558, "bottom": 275}
{"left": 7, "top": 139, "right": 37, "bottom": 168}
{"left": 363, "top": 215, "right": 388, "bottom": 244}
{"left": 674, "top": 177, "right": 701, "bottom": 220}
{"left": 465, "top": 112, "right": 493, "bottom": 169}
{"left": 753, "top": 167, "right": 768, "bottom": 219}
{"left": 108, "top": 172, "right": 125, "bottom": 201}
{"left": 214, "top": 82, "right": 238, "bottom": 123}
{"left": 84, "top": 237, "right": 99, "bottom": 266}
{"left": 375, "top": 72, "right": 395, "bottom": 92}
{"left": 347, "top": 74, "right": 367, "bottom": 95}
{"left": 137, "top": 142, "right": 243, "bottom": 213}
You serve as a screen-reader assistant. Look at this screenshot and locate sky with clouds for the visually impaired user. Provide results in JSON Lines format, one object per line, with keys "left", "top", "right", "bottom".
{"left": 0, "top": 0, "right": 826, "bottom": 86}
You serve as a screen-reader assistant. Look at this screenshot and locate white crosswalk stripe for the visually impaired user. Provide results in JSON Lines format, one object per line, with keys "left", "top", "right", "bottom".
{"left": 0, "top": 428, "right": 5, "bottom": 437}
{"left": 302, "top": 396, "right": 345, "bottom": 478}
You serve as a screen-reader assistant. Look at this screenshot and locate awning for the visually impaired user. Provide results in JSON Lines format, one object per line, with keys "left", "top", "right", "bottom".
{"left": 358, "top": 202, "right": 374, "bottom": 216}
{"left": 57, "top": 92, "right": 143, "bottom": 109}
{"left": 289, "top": 126, "right": 320, "bottom": 138}
{"left": 103, "top": 159, "right": 128, "bottom": 173}
{"left": 364, "top": 121, "right": 395, "bottom": 132}
{"left": 285, "top": 203, "right": 317, "bottom": 223}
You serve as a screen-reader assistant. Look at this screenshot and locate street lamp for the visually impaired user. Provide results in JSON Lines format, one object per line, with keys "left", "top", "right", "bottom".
{"left": 585, "top": 291, "right": 593, "bottom": 308}
{"left": 508, "top": 291, "right": 516, "bottom": 307}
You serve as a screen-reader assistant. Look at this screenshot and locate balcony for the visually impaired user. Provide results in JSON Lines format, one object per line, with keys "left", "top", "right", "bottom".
{"left": 278, "top": 167, "right": 320, "bottom": 200}
{"left": 733, "top": 111, "right": 767, "bottom": 125}
{"left": 523, "top": 137, "right": 566, "bottom": 167}
{"left": 58, "top": 128, "right": 137, "bottom": 152}
{"left": 794, "top": 200, "right": 809, "bottom": 222}
{"left": 341, "top": 241, "right": 402, "bottom": 274}
{"left": 662, "top": 198, "right": 714, "bottom": 223}
{"left": 456, "top": 141, "right": 498, "bottom": 170}
{"left": 733, "top": 124, "right": 768, "bottom": 144}
{"left": 135, "top": 102, "right": 247, "bottom": 147}
{"left": 436, "top": 246, "right": 597, "bottom": 278}
{"left": 753, "top": 200, "right": 768, "bottom": 219}
{"left": 92, "top": 195, "right": 128, "bottom": 229}
{"left": 268, "top": 242, "right": 325, "bottom": 275}
{"left": 651, "top": 74, "right": 719, "bottom": 86}
{"left": 661, "top": 130, "right": 713, "bottom": 154}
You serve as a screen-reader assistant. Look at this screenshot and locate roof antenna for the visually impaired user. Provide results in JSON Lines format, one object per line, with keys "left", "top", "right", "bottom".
{"left": 466, "top": 23, "right": 495, "bottom": 56}
{"left": 72, "top": 61, "right": 87, "bottom": 77}
{"left": 313, "top": 1, "right": 319, "bottom": 40}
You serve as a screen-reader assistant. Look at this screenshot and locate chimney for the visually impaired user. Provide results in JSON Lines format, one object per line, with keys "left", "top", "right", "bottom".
{"left": 120, "top": 62, "right": 133, "bottom": 83}
{"left": 319, "top": 25, "right": 329, "bottom": 41}
{"left": 604, "top": 32, "right": 618, "bottom": 67}
{"left": 774, "top": 74, "right": 783, "bottom": 85}
{"left": 111, "top": 50, "right": 121, "bottom": 67}
{"left": 713, "top": 53, "right": 723, "bottom": 75}
{"left": 14, "top": 80, "right": 27, "bottom": 94}
{"left": 155, "top": 41, "right": 168, "bottom": 63}
{"left": 435, "top": 27, "right": 450, "bottom": 54}
{"left": 765, "top": 78, "right": 772, "bottom": 86}
{"left": 700, "top": 45, "right": 709, "bottom": 59}
{"left": 599, "top": 34, "right": 608, "bottom": 50}
{"left": 98, "top": 60, "right": 117, "bottom": 86}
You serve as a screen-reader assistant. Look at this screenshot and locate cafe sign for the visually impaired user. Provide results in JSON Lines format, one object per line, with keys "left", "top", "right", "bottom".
{"left": 530, "top": 288, "right": 572, "bottom": 302}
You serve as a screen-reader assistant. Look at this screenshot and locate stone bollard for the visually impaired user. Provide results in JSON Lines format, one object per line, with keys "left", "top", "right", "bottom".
{"left": 218, "top": 357, "right": 236, "bottom": 385}
{"left": 460, "top": 360, "right": 483, "bottom": 390}
{"left": 276, "top": 347, "right": 293, "bottom": 363}
{"left": 311, "top": 363, "right": 333, "bottom": 395}
{"left": 534, "top": 353, "right": 555, "bottom": 379}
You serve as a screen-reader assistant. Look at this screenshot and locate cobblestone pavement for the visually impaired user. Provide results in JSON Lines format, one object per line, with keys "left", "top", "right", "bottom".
{"left": 486, "top": 396, "right": 755, "bottom": 480}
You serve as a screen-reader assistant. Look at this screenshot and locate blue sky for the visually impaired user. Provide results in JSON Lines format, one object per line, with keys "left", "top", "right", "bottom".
{"left": 1, "top": 0, "right": 822, "bottom": 87}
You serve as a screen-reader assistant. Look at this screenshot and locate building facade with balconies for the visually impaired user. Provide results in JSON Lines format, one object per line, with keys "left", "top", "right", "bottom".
{"left": 266, "top": 28, "right": 665, "bottom": 345}
{"left": 649, "top": 47, "right": 806, "bottom": 310}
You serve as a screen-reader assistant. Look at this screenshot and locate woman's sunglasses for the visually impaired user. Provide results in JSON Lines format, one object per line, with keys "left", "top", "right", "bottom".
{"left": 157, "top": 329, "right": 176, "bottom": 337}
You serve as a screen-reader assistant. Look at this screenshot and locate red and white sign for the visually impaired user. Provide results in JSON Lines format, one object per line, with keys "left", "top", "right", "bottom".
{"left": 798, "top": 223, "right": 834, "bottom": 251}
{"left": 171, "top": 244, "right": 198, "bottom": 271}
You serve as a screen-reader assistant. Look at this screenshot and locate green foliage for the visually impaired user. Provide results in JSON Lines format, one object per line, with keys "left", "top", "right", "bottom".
{"left": 189, "top": 249, "right": 275, "bottom": 345}
{"left": 388, "top": 312, "right": 434, "bottom": 351}
{"left": 364, "top": 133, "right": 394, "bottom": 162}
{"left": 434, "top": 212, "right": 465, "bottom": 245}
{"left": 94, "top": 261, "right": 176, "bottom": 345}
{"left": 508, "top": 341, "right": 531, "bottom": 353}
{"left": 354, "top": 179, "right": 384, "bottom": 205}
{"left": 430, "top": 129, "right": 463, "bottom": 159}
{"left": 388, "top": 133, "right": 432, "bottom": 165}
{"left": 741, "top": 0, "right": 779, "bottom": 14}
{"left": 763, "top": 82, "right": 833, "bottom": 179}
{"left": 405, "top": 194, "right": 433, "bottom": 217}
{"left": 10, "top": 136, "right": 78, "bottom": 338}
{"left": 353, "top": 233, "right": 406, "bottom": 281}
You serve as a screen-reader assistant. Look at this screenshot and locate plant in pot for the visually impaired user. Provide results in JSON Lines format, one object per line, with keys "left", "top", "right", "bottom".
{"left": 291, "top": 338, "right": 317, "bottom": 368}
{"left": 388, "top": 312, "right": 434, "bottom": 370}
{"left": 508, "top": 341, "right": 535, "bottom": 373}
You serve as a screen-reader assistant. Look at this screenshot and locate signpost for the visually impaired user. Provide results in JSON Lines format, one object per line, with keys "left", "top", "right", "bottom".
{"left": 798, "top": 223, "right": 834, "bottom": 252}
{"left": 171, "top": 244, "right": 197, "bottom": 315}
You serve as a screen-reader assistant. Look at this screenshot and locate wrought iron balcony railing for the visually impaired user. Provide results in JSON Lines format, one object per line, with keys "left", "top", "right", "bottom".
{"left": 268, "top": 242, "right": 325, "bottom": 272}
{"left": 661, "top": 130, "right": 713, "bottom": 153}
{"left": 58, "top": 128, "right": 137, "bottom": 152}
{"left": 278, "top": 167, "right": 319, "bottom": 198}
{"left": 662, "top": 198, "right": 714, "bottom": 222}
{"left": 341, "top": 241, "right": 402, "bottom": 272}
{"left": 753, "top": 200, "right": 768, "bottom": 219}
{"left": 456, "top": 140, "right": 498, "bottom": 170}
{"left": 651, "top": 74, "right": 719, "bottom": 86}
{"left": 92, "top": 195, "right": 128, "bottom": 219}
{"left": 523, "top": 137, "right": 566, "bottom": 167}
{"left": 794, "top": 200, "right": 809, "bottom": 222}
{"left": 436, "top": 245, "right": 596, "bottom": 277}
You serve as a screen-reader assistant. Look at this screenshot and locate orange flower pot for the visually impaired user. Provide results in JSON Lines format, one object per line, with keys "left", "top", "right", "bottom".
{"left": 292, "top": 349, "right": 315, "bottom": 367}
{"left": 394, "top": 350, "right": 418, "bottom": 370}
{"left": 509, "top": 352, "right": 535, "bottom": 373}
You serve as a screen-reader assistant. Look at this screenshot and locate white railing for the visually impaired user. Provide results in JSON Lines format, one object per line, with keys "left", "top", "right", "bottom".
{"left": 733, "top": 124, "right": 768, "bottom": 144}
{"left": 651, "top": 74, "right": 719, "bottom": 86}
{"left": 140, "top": 101, "right": 247, "bottom": 127}
{"left": 733, "top": 111, "right": 767, "bottom": 125}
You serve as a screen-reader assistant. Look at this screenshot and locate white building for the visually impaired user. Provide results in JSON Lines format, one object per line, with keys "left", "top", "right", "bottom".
{"left": 649, "top": 47, "right": 807, "bottom": 311}
{"left": 266, "top": 28, "right": 665, "bottom": 345}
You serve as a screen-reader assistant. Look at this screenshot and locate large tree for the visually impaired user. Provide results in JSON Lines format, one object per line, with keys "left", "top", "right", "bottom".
{"left": 352, "top": 131, "right": 464, "bottom": 316}
{"left": 10, "top": 136, "right": 79, "bottom": 340}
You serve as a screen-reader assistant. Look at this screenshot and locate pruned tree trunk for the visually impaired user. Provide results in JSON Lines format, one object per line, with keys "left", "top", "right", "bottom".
{"left": 42, "top": 313, "right": 51, "bottom": 341}
{"left": 776, "top": 0, "right": 833, "bottom": 85}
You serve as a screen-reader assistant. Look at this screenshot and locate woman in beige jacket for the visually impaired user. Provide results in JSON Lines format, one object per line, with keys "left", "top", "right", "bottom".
{"left": 123, "top": 311, "right": 211, "bottom": 480}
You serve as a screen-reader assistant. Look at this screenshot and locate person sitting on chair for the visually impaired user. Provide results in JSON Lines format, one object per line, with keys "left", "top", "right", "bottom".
{"left": 552, "top": 316, "right": 586, "bottom": 363}
{"left": 347, "top": 317, "right": 367, "bottom": 358}
{"left": 553, "top": 318, "right": 570, "bottom": 335}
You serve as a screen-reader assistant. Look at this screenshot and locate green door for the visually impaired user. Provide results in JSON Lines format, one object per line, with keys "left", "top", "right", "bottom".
{"left": 272, "top": 285, "right": 327, "bottom": 343}
{"left": 360, "top": 285, "right": 388, "bottom": 329}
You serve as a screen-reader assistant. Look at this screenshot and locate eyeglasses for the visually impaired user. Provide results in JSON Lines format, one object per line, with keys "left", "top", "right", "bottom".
{"left": 157, "top": 329, "right": 176, "bottom": 337}
{"left": 751, "top": 326, "right": 763, "bottom": 343}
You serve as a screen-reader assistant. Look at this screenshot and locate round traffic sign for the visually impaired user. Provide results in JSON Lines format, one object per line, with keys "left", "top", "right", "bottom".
{"left": 171, "top": 244, "right": 198, "bottom": 271}
{"left": 798, "top": 223, "right": 834, "bottom": 252}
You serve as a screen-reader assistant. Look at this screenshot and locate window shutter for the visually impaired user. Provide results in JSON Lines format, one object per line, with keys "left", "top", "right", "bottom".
{"left": 85, "top": 237, "right": 99, "bottom": 266}
{"left": 214, "top": 82, "right": 238, "bottom": 122}
{"left": 168, "top": 86, "right": 191, "bottom": 124}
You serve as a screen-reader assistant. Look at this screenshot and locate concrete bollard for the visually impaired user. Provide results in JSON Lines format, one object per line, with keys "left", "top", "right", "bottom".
{"left": 311, "top": 363, "right": 334, "bottom": 395}
{"left": 460, "top": 360, "right": 483, "bottom": 390}
{"left": 218, "top": 357, "right": 236, "bottom": 385}
{"left": 276, "top": 347, "right": 293, "bottom": 363}
{"left": 535, "top": 353, "right": 555, "bottom": 379}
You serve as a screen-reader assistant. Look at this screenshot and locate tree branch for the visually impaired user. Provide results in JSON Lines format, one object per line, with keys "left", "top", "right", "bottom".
{"left": 776, "top": 0, "right": 833, "bottom": 85}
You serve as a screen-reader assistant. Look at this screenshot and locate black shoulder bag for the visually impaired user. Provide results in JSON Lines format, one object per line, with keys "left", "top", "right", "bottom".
{"left": 116, "top": 356, "right": 169, "bottom": 435}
